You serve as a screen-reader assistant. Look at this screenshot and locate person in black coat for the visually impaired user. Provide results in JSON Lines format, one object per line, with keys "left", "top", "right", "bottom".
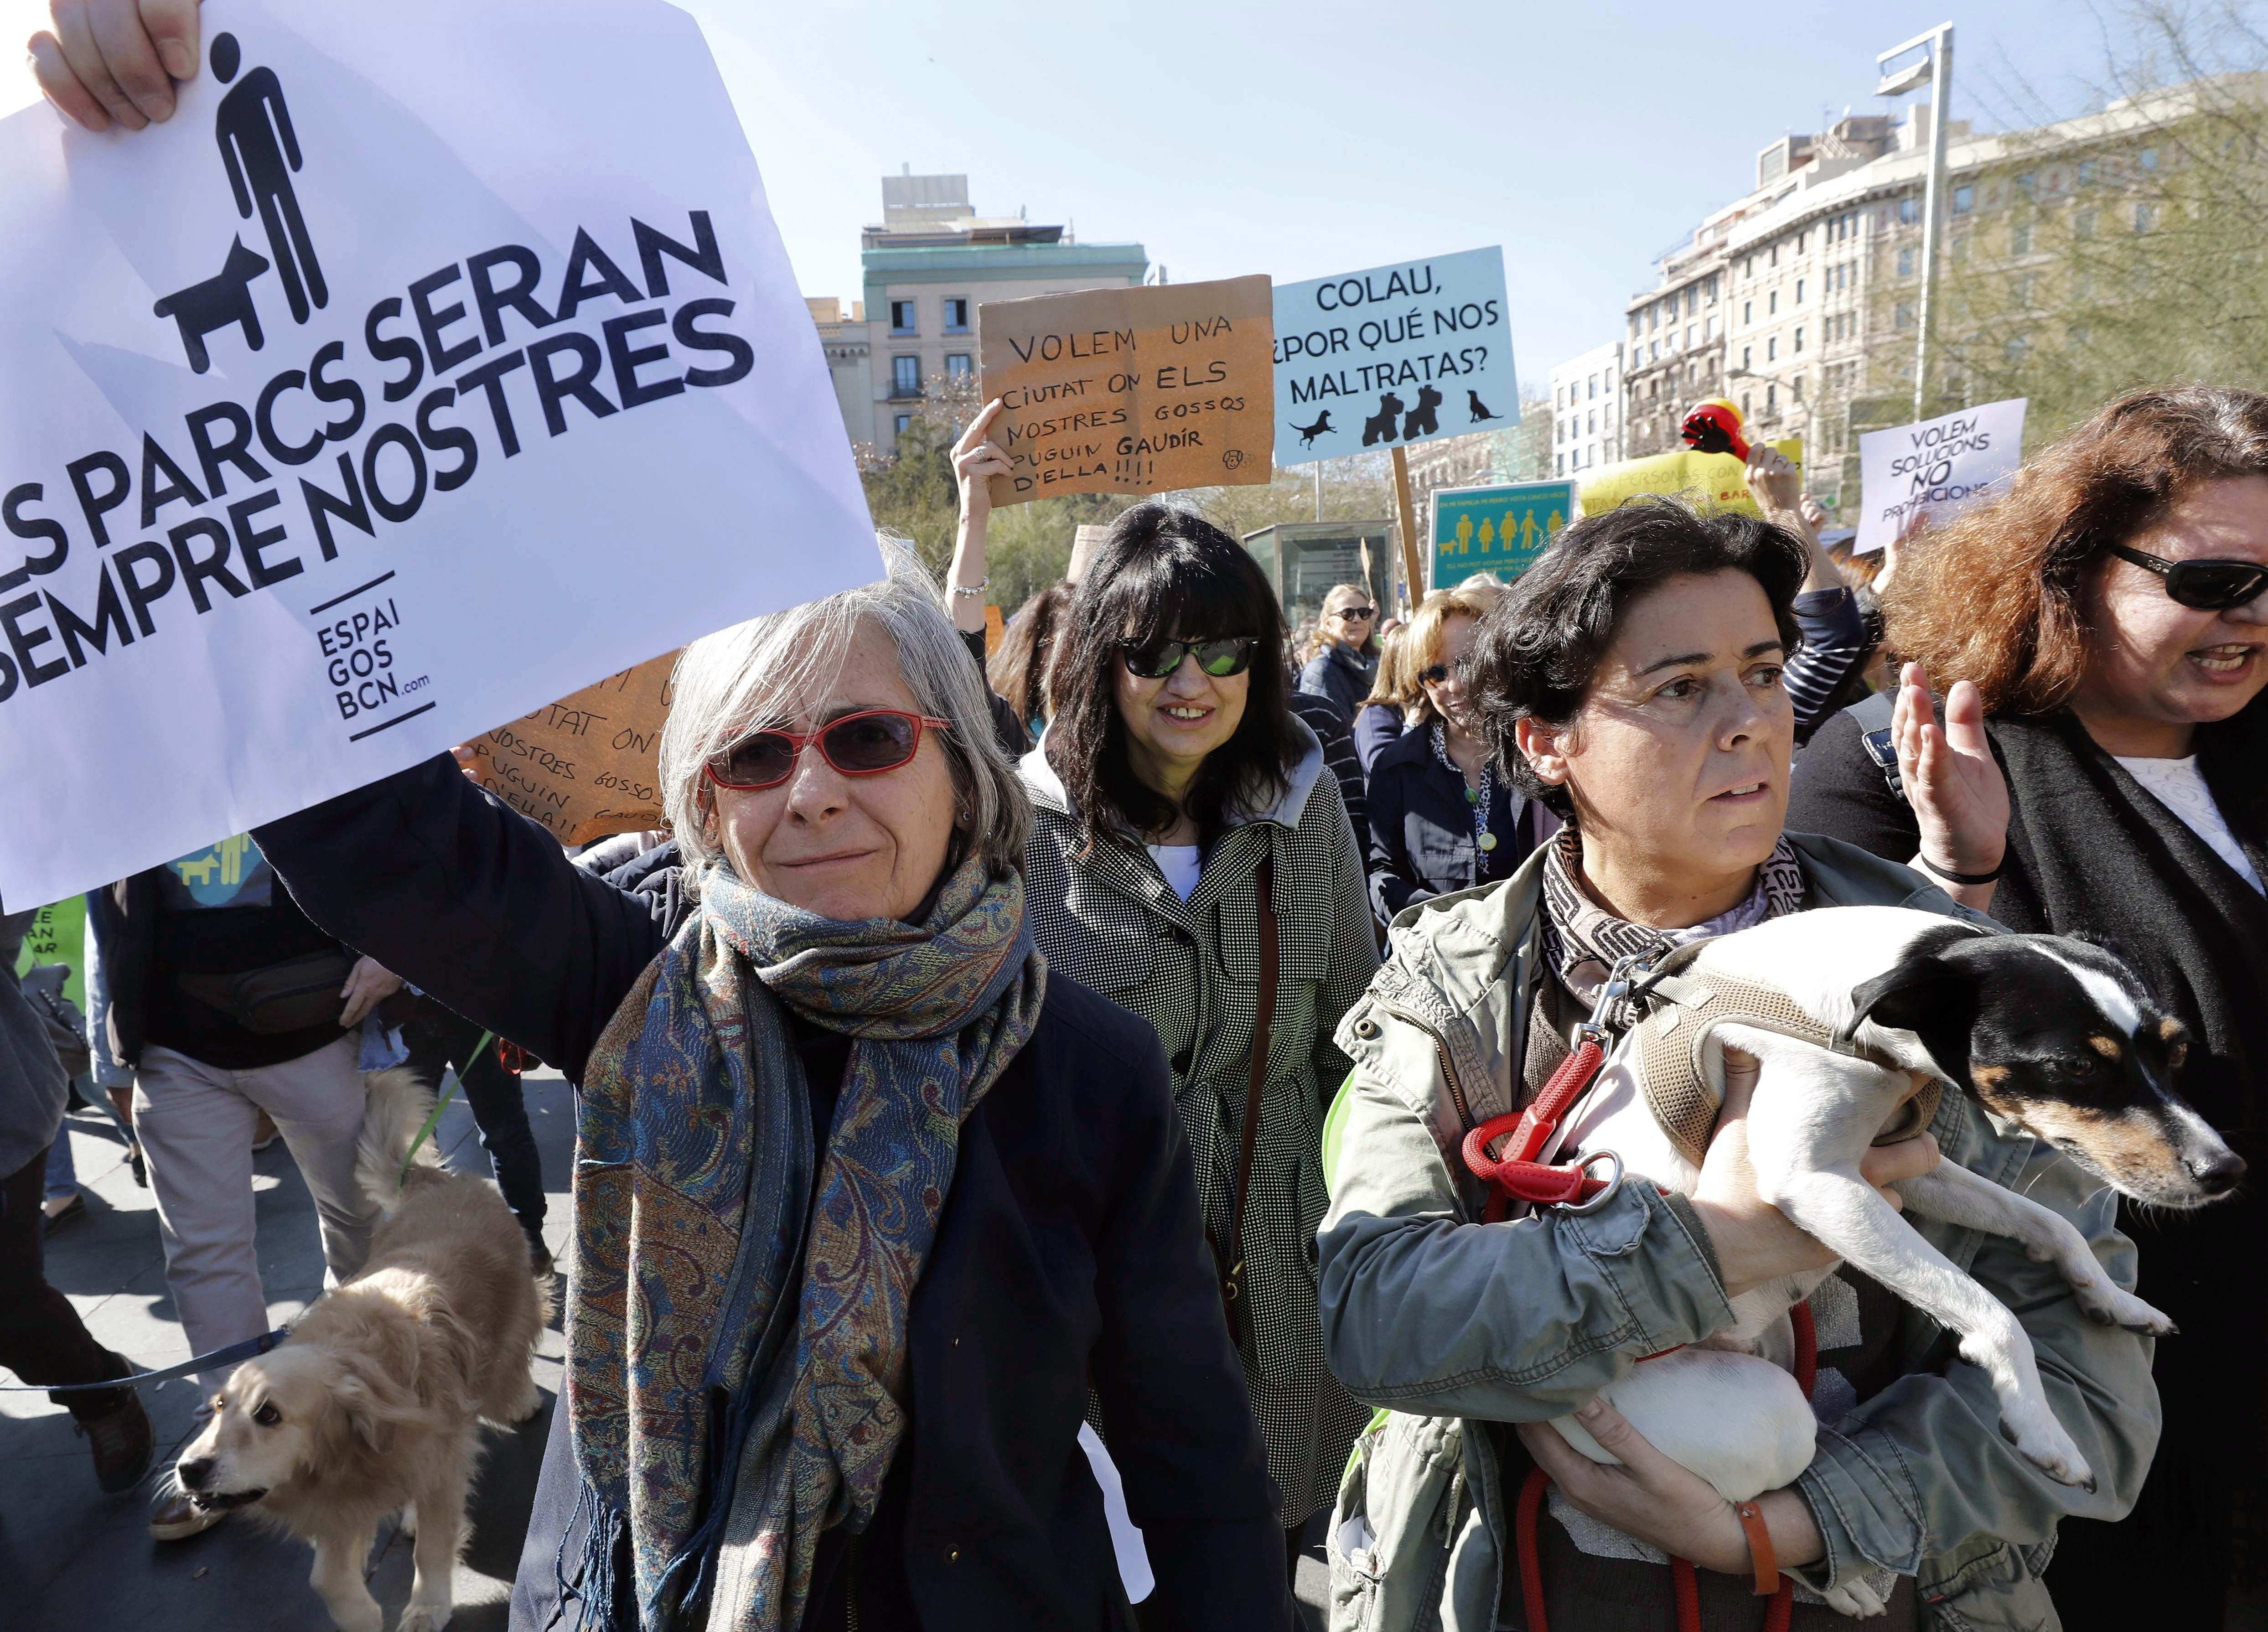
{"left": 1365, "top": 591, "right": 1549, "bottom": 922}
{"left": 1295, "top": 584, "right": 1379, "bottom": 721}
{"left": 1786, "top": 387, "right": 2268, "bottom": 1629}
{"left": 256, "top": 563, "right": 1289, "bottom": 1632}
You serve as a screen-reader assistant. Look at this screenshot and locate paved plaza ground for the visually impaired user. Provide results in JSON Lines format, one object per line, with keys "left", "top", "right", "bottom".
{"left": 0, "top": 1069, "right": 1329, "bottom": 1630}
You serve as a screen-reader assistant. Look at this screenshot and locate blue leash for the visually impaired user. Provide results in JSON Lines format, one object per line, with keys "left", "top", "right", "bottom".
{"left": 1, "top": 1326, "right": 291, "bottom": 1392}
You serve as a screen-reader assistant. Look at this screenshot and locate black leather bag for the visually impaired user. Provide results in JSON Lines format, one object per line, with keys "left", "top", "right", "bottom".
{"left": 177, "top": 950, "right": 355, "bottom": 1035}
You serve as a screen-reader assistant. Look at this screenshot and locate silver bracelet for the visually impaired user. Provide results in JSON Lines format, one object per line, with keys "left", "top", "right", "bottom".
{"left": 950, "top": 578, "right": 989, "bottom": 597}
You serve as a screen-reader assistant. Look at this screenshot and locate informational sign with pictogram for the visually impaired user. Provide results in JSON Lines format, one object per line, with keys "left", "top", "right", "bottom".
{"left": 1430, "top": 481, "right": 1573, "bottom": 588}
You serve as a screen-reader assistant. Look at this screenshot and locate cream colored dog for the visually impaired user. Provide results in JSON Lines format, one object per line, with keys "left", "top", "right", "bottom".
{"left": 172, "top": 1070, "right": 549, "bottom": 1632}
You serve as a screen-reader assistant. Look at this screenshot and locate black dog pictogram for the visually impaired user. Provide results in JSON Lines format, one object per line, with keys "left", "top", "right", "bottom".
{"left": 1362, "top": 393, "right": 1404, "bottom": 446}
{"left": 1402, "top": 383, "right": 1443, "bottom": 441}
{"left": 1467, "top": 390, "right": 1502, "bottom": 423}
{"left": 212, "top": 31, "right": 325, "bottom": 324}
{"left": 151, "top": 236, "right": 272, "bottom": 375}
{"left": 1292, "top": 409, "right": 1334, "bottom": 448}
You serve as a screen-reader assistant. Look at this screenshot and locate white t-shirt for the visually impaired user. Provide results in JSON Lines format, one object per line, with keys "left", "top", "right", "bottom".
{"left": 2115, "top": 754, "right": 2265, "bottom": 894}
{"left": 1147, "top": 844, "right": 1202, "bottom": 901}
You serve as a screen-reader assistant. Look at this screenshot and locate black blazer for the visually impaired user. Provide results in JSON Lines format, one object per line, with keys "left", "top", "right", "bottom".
{"left": 254, "top": 754, "right": 1290, "bottom": 1632}
{"left": 1364, "top": 725, "right": 1535, "bottom": 924}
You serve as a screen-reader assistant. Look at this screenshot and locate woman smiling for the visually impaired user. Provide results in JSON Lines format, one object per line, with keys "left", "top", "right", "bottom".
{"left": 1022, "top": 503, "right": 1379, "bottom": 1578}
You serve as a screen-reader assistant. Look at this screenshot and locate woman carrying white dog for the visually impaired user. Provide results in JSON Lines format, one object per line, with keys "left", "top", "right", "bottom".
{"left": 1317, "top": 502, "right": 2158, "bottom": 1630}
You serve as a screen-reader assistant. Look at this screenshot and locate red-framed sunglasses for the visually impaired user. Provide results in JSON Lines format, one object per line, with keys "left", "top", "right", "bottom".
{"left": 704, "top": 708, "right": 952, "bottom": 791}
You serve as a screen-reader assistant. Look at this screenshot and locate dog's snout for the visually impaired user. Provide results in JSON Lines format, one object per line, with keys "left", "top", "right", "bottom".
{"left": 177, "top": 1456, "right": 215, "bottom": 1491}
{"left": 2187, "top": 1145, "right": 2247, "bottom": 1196}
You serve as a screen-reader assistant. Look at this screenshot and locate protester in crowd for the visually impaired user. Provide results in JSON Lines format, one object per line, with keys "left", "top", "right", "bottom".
{"left": 80, "top": 892, "right": 146, "bottom": 1189}
{"left": 988, "top": 581, "right": 1077, "bottom": 745}
{"left": 398, "top": 995, "right": 549, "bottom": 1271}
{"left": 1287, "top": 690, "right": 1372, "bottom": 872}
{"left": 1319, "top": 499, "right": 2156, "bottom": 1629}
{"left": 1741, "top": 446, "right": 1874, "bottom": 744}
{"left": 1365, "top": 585, "right": 1550, "bottom": 924}
{"left": 255, "top": 553, "right": 1291, "bottom": 1631}
{"left": 0, "top": 907, "right": 152, "bottom": 1494}
{"left": 1788, "top": 384, "right": 2268, "bottom": 1624}
{"left": 1020, "top": 502, "right": 1379, "bottom": 1578}
{"left": 1353, "top": 621, "right": 1416, "bottom": 775}
{"left": 1297, "top": 584, "right": 1381, "bottom": 721}
{"left": 88, "top": 840, "right": 396, "bottom": 1541}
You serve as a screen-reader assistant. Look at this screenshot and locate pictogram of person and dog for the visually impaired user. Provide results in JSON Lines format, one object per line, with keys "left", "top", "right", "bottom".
{"left": 150, "top": 31, "right": 326, "bottom": 374}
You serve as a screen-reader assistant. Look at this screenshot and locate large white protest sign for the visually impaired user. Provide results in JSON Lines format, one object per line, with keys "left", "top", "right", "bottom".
{"left": 0, "top": 0, "right": 877, "bottom": 910}
{"left": 1856, "top": 398, "right": 2027, "bottom": 553}
{"left": 1271, "top": 249, "right": 1518, "bottom": 465}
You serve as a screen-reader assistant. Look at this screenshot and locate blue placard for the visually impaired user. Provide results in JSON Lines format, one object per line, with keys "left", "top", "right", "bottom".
{"left": 1431, "top": 481, "right": 1574, "bottom": 587}
{"left": 1273, "top": 247, "right": 1517, "bottom": 466}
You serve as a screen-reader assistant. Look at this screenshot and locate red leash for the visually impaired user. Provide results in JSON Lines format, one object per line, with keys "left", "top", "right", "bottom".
{"left": 1467, "top": 980, "right": 1823, "bottom": 1631}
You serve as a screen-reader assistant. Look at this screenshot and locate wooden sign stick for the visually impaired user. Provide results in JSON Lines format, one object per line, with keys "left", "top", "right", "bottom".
{"left": 1391, "top": 444, "right": 1424, "bottom": 607}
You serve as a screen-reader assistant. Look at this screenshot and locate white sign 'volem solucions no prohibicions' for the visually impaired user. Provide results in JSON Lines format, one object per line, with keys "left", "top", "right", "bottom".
{"left": 1855, "top": 397, "right": 2028, "bottom": 554}
{"left": 0, "top": 0, "right": 878, "bottom": 910}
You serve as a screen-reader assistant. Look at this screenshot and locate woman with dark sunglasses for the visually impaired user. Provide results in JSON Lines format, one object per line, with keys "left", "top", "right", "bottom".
{"left": 247, "top": 549, "right": 1295, "bottom": 1632}
{"left": 1789, "top": 385, "right": 2268, "bottom": 1628}
{"left": 1021, "top": 502, "right": 1379, "bottom": 1589}
{"left": 1297, "top": 584, "right": 1382, "bottom": 723}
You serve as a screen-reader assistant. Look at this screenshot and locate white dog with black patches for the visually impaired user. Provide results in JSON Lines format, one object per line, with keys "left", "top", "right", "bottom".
{"left": 170, "top": 1072, "right": 550, "bottom": 1632}
{"left": 1539, "top": 907, "right": 2240, "bottom": 1615}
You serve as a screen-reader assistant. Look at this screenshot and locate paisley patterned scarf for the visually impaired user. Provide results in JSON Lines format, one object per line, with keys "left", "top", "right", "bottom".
{"left": 564, "top": 853, "right": 1045, "bottom": 1632}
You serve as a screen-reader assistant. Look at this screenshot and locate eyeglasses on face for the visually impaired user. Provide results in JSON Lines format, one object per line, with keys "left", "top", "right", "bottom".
{"left": 1119, "top": 635, "right": 1259, "bottom": 680}
{"left": 2104, "top": 541, "right": 2268, "bottom": 611}
{"left": 1330, "top": 605, "right": 1377, "bottom": 621}
{"left": 704, "top": 708, "right": 952, "bottom": 791}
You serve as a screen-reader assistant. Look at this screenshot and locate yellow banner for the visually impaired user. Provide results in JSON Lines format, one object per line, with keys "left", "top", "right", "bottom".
{"left": 1578, "top": 438, "right": 1802, "bottom": 519}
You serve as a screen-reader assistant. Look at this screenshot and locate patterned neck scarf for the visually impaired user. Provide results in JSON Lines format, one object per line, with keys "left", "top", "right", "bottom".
{"left": 566, "top": 854, "right": 1045, "bottom": 1632}
{"left": 1428, "top": 722, "right": 1500, "bottom": 860}
{"left": 1540, "top": 825, "right": 1806, "bottom": 1026}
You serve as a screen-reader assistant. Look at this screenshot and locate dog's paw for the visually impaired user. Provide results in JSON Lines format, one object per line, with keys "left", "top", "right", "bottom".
{"left": 2081, "top": 1281, "right": 2176, "bottom": 1336}
{"left": 2003, "top": 1404, "right": 2094, "bottom": 1489}
{"left": 399, "top": 1601, "right": 454, "bottom": 1632}
{"left": 1821, "top": 1578, "right": 1890, "bottom": 1618}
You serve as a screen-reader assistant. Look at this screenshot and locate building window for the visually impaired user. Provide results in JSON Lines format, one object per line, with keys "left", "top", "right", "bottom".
{"left": 1895, "top": 301, "right": 1916, "bottom": 328}
{"left": 891, "top": 354, "right": 921, "bottom": 396}
{"left": 2139, "top": 146, "right": 2160, "bottom": 171}
{"left": 1743, "top": 299, "right": 1752, "bottom": 324}
{"left": 1794, "top": 325, "right": 1805, "bottom": 353}
{"left": 1741, "top": 393, "right": 1753, "bottom": 419}
{"left": 1587, "top": 411, "right": 1596, "bottom": 434}
{"left": 1766, "top": 337, "right": 1778, "bottom": 362}
{"left": 2076, "top": 160, "right": 2097, "bottom": 188}
{"left": 1588, "top": 374, "right": 1599, "bottom": 399}
{"left": 1897, "top": 246, "right": 1916, "bottom": 277}
{"left": 2134, "top": 202, "right": 2154, "bottom": 232}
{"left": 2016, "top": 171, "right": 2037, "bottom": 197}
{"left": 1899, "top": 196, "right": 1919, "bottom": 224}
{"left": 889, "top": 299, "right": 917, "bottom": 335}
{"left": 2012, "top": 221, "right": 2032, "bottom": 255}
{"left": 1768, "top": 290, "right": 1778, "bottom": 315}
{"left": 1953, "top": 184, "right": 1975, "bottom": 213}
{"left": 2076, "top": 209, "right": 2097, "bottom": 239}
{"left": 945, "top": 352, "right": 972, "bottom": 380}
{"left": 1795, "top": 278, "right": 1805, "bottom": 303}
{"left": 1741, "top": 344, "right": 1752, "bottom": 370}
{"left": 942, "top": 297, "right": 970, "bottom": 332}
{"left": 893, "top": 413, "right": 912, "bottom": 439}
{"left": 1769, "top": 245, "right": 1779, "bottom": 267}
{"left": 1766, "top": 383, "right": 1777, "bottom": 412}
{"left": 1706, "top": 315, "right": 1720, "bottom": 340}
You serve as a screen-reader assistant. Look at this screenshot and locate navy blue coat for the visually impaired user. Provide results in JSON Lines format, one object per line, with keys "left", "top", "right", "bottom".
{"left": 1296, "top": 642, "right": 1373, "bottom": 723}
{"left": 1364, "top": 726, "right": 1538, "bottom": 924}
{"left": 254, "top": 754, "right": 1290, "bottom": 1632}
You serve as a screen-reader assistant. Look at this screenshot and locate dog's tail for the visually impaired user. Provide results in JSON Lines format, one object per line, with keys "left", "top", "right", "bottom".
{"left": 356, "top": 1066, "right": 444, "bottom": 1209}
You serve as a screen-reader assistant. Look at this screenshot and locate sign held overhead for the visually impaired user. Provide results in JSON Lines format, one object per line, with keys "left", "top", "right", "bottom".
{"left": 1857, "top": 398, "right": 2026, "bottom": 553}
{"left": 1273, "top": 248, "right": 1517, "bottom": 465}
{"left": 1430, "top": 481, "right": 1573, "bottom": 588}
{"left": 977, "top": 276, "right": 1274, "bottom": 505}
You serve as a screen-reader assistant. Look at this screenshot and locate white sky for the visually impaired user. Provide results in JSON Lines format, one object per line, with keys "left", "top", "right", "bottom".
{"left": 1, "top": 0, "right": 2135, "bottom": 386}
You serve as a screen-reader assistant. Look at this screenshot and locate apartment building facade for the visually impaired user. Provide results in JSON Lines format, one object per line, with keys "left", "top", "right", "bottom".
{"left": 1549, "top": 341, "right": 1624, "bottom": 478}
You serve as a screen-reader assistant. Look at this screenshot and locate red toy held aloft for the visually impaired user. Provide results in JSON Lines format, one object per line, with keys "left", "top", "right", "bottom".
{"left": 1679, "top": 398, "right": 1750, "bottom": 461}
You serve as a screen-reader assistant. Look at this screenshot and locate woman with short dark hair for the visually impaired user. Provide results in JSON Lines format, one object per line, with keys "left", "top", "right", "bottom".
{"left": 1319, "top": 498, "right": 2155, "bottom": 1630}
{"left": 1789, "top": 385, "right": 2268, "bottom": 1624}
{"left": 1023, "top": 501, "right": 1379, "bottom": 1575}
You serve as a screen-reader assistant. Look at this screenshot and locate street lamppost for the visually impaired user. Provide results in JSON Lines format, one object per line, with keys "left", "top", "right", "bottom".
{"left": 1876, "top": 22, "right": 1955, "bottom": 422}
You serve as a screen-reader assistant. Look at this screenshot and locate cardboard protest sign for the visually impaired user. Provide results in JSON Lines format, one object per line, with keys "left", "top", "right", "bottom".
{"left": 978, "top": 277, "right": 1274, "bottom": 505}
{"left": 1431, "top": 482, "right": 1573, "bottom": 588}
{"left": 1579, "top": 440, "right": 1803, "bottom": 519}
{"left": 466, "top": 649, "right": 677, "bottom": 846}
{"left": 1857, "top": 399, "right": 2026, "bottom": 553}
{"left": 0, "top": 0, "right": 877, "bottom": 912}
{"left": 1273, "top": 249, "right": 1518, "bottom": 465}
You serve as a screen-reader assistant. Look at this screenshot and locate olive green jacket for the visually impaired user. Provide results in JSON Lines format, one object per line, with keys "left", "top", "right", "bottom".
{"left": 1315, "top": 833, "right": 2159, "bottom": 1632}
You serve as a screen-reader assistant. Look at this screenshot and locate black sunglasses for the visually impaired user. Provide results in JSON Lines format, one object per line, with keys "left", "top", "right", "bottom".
{"left": 1119, "top": 635, "right": 1258, "bottom": 679}
{"left": 1331, "top": 605, "right": 1377, "bottom": 621}
{"left": 2105, "top": 541, "right": 2268, "bottom": 610}
{"left": 1419, "top": 663, "right": 1451, "bottom": 684}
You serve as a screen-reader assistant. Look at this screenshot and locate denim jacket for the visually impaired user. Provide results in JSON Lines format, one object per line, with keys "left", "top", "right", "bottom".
{"left": 1314, "top": 833, "right": 2160, "bottom": 1632}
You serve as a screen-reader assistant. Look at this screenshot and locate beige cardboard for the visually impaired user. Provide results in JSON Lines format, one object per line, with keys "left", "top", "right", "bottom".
{"left": 979, "top": 275, "right": 1275, "bottom": 505}
{"left": 468, "top": 649, "right": 679, "bottom": 846}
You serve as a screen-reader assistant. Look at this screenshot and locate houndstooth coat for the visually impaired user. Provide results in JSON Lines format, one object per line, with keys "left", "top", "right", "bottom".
{"left": 1020, "top": 719, "right": 1380, "bottom": 1525}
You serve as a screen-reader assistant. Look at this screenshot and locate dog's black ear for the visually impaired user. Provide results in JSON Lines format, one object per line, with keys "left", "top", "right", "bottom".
{"left": 1849, "top": 922, "right": 1988, "bottom": 1083}
{"left": 2063, "top": 927, "right": 2140, "bottom": 970}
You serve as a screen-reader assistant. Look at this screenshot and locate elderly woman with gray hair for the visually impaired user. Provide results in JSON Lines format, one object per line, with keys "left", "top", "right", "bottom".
{"left": 254, "top": 551, "right": 1291, "bottom": 1632}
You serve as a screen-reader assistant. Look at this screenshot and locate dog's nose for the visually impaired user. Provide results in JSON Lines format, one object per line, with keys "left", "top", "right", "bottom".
{"left": 2188, "top": 1146, "right": 2247, "bottom": 1196}
{"left": 177, "top": 1456, "right": 214, "bottom": 1491}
